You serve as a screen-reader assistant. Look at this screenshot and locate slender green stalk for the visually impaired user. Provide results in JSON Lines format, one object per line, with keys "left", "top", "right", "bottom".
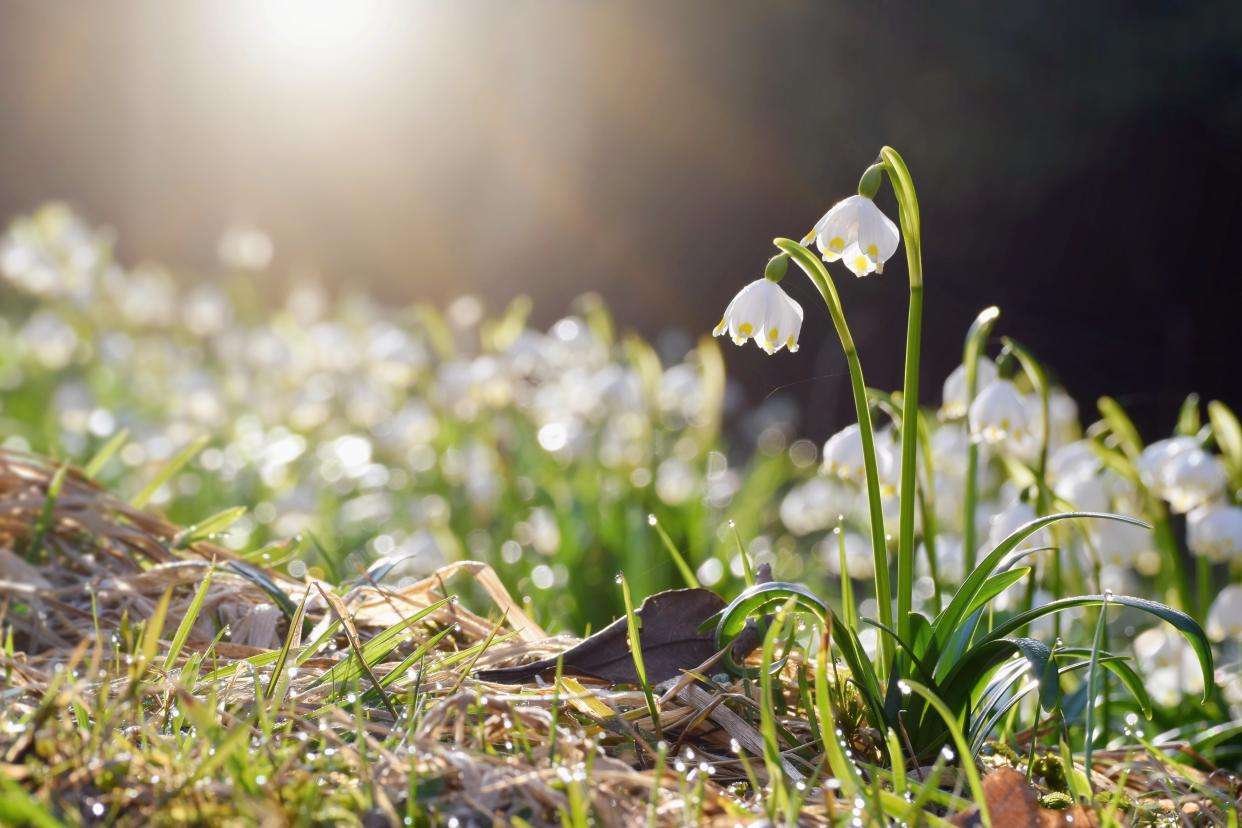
{"left": 880, "top": 146, "right": 923, "bottom": 648}
{"left": 775, "top": 238, "right": 893, "bottom": 670}
{"left": 961, "top": 307, "right": 1000, "bottom": 570}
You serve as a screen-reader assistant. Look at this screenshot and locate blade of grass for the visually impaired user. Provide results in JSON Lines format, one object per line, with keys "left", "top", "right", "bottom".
{"left": 619, "top": 573, "right": 661, "bottom": 741}
{"left": 647, "top": 514, "right": 698, "bottom": 588}
{"left": 84, "top": 428, "right": 129, "bottom": 479}
{"left": 131, "top": 434, "right": 209, "bottom": 508}
{"left": 164, "top": 563, "right": 214, "bottom": 671}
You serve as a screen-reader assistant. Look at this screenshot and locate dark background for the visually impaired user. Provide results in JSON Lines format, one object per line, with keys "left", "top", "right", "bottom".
{"left": 2, "top": 2, "right": 1239, "bottom": 440}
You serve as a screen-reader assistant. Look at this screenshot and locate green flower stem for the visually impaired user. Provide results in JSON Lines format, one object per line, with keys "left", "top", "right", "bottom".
{"left": 880, "top": 146, "right": 923, "bottom": 647}
{"left": 775, "top": 237, "right": 894, "bottom": 672}
{"left": 961, "top": 308, "right": 1000, "bottom": 571}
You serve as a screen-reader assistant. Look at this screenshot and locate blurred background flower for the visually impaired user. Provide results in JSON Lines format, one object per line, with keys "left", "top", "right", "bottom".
{"left": 1, "top": 2, "right": 1240, "bottom": 440}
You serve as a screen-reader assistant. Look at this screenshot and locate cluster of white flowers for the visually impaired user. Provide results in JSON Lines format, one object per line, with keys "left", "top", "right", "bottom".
{"left": 0, "top": 205, "right": 756, "bottom": 607}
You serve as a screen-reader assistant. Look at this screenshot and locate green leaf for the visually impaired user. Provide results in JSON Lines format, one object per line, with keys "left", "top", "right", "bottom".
{"left": 1207, "top": 400, "right": 1242, "bottom": 486}
{"left": 980, "top": 594, "right": 1213, "bottom": 702}
{"left": 962, "top": 566, "right": 1032, "bottom": 620}
{"left": 222, "top": 560, "right": 297, "bottom": 619}
{"left": 934, "top": 512, "right": 1146, "bottom": 659}
{"left": 1097, "top": 397, "right": 1143, "bottom": 460}
{"left": 1176, "top": 393, "right": 1201, "bottom": 437}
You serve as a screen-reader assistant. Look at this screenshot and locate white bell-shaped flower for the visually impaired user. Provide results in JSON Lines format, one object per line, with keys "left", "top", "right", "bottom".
{"left": 811, "top": 195, "right": 900, "bottom": 277}
{"left": 939, "top": 357, "right": 999, "bottom": 420}
{"left": 1054, "top": 469, "right": 1111, "bottom": 513}
{"left": 712, "top": 278, "right": 803, "bottom": 354}
{"left": 822, "top": 423, "right": 866, "bottom": 481}
{"left": 1187, "top": 500, "right": 1242, "bottom": 561}
{"left": 1135, "top": 436, "right": 1198, "bottom": 490}
{"left": 715, "top": 280, "right": 799, "bottom": 355}
{"left": 821, "top": 529, "right": 873, "bottom": 580}
{"left": 1089, "top": 519, "right": 1157, "bottom": 571}
{"left": 1048, "top": 440, "right": 1101, "bottom": 482}
{"left": 1133, "top": 626, "right": 1204, "bottom": 706}
{"left": 1159, "top": 448, "right": 1227, "bottom": 513}
{"left": 967, "top": 379, "right": 1031, "bottom": 447}
{"left": 1207, "top": 584, "right": 1242, "bottom": 641}
{"left": 985, "top": 500, "right": 1051, "bottom": 554}
{"left": 779, "top": 476, "right": 851, "bottom": 536}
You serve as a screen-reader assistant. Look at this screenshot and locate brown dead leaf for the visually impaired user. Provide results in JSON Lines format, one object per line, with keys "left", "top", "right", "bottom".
{"left": 477, "top": 588, "right": 726, "bottom": 685}
{"left": 951, "top": 767, "right": 1098, "bottom": 827}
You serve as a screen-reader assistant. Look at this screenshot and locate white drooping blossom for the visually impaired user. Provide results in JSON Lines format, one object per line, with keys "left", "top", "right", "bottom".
{"left": 1207, "top": 585, "right": 1242, "bottom": 641}
{"left": 939, "top": 357, "right": 998, "bottom": 420}
{"left": 811, "top": 195, "right": 901, "bottom": 277}
{"left": 985, "top": 500, "right": 1051, "bottom": 555}
{"left": 1136, "top": 437, "right": 1198, "bottom": 491}
{"left": 1133, "top": 626, "right": 1204, "bottom": 707}
{"left": 1054, "top": 469, "right": 1112, "bottom": 513}
{"left": 822, "top": 423, "right": 866, "bottom": 481}
{"left": 1048, "top": 440, "right": 1101, "bottom": 483}
{"left": 1187, "top": 501, "right": 1242, "bottom": 562}
{"left": 1089, "top": 519, "right": 1158, "bottom": 572}
{"left": 1158, "top": 448, "right": 1227, "bottom": 513}
{"left": 822, "top": 529, "right": 874, "bottom": 580}
{"left": 779, "top": 476, "right": 852, "bottom": 536}
{"left": 712, "top": 278, "right": 803, "bottom": 354}
{"left": 967, "top": 379, "right": 1031, "bottom": 447}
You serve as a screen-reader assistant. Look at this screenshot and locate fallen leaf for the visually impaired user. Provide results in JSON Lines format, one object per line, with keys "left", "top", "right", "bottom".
{"left": 477, "top": 588, "right": 727, "bottom": 685}
{"left": 950, "top": 767, "right": 1098, "bottom": 827}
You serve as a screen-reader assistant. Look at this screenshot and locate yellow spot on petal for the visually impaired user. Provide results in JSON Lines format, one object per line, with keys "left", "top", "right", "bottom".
{"left": 853, "top": 256, "right": 870, "bottom": 272}
{"left": 865, "top": 243, "right": 879, "bottom": 258}
{"left": 738, "top": 323, "right": 753, "bottom": 336}
{"left": 828, "top": 237, "right": 845, "bottom": 253}
{"left": 768, "top": 327, "right": 779, "bottom": 342}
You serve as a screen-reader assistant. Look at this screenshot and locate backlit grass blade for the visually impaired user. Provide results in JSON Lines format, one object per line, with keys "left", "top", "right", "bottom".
{"left": 25, "top": 461, "right": 68, "bottom": 563}
{"left": 172, "top": 507, "right": 247, "bottom": 550}
{"left": 309, "top": 596, "right": 450, "bottom": 689}
{"left": 131, "top": 434, "right": 209, "bottom": 508}
{"left": 164, "top": 564, "right": 214, "bottom": 671}
{"left": 647, "top": 514, "right": 698, "bottom": 589}
{"left": 619, "top": 573, "right": 661, "bottom": 740}
{"left": 84, "top": 428, "right": 129, "bottom": 479}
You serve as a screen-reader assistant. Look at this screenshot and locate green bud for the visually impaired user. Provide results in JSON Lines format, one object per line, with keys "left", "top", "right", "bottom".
{"left": 764, "top": 253, "right": 790, "bottom": 282}
{"left": 857, "top": 162, "right": 885, "bottom": 199}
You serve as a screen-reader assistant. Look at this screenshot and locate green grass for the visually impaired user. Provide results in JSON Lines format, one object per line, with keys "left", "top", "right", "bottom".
{"left": 1, "top": 202, "right": 1240, "bottom": 825}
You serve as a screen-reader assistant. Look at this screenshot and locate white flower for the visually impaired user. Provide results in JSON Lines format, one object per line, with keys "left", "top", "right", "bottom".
{"left": 811, "top": 195, "right": 900, "bottom": 277}
{"left": 985, "top": 500, "right": 1050, "bottom": 554}
{"left": 967, "top": 379, "right": 1031, "bottom": 447}
{"left": 1187, "top": 501, "right": 1242, "bottom": 561}
{"left": 1133, "top": 626, "right": 1203, "bottom": 706}
{"left": 1054, "top": 469, "right": 1111, "bottom": 513}
{"left": 822, "top": 423, "right": 865, "bottom": 481}
{"left": 1159, "top": 448, "right": 1227, "bottom": 513}
{"left": 1089, "top": 519, "right": 1156, "bottom": 571}
{"left": 712, "top": 278, "right": 803, "bottom": 354}
{"left": 779, "top": 477, "right": 851, "bottom": 536}
{"left": 1136, "top": 436, "right": 1197, "bottom": 490}
{"left": 1048, "top": 440, "right": 1100, "bottom": 483}
{"left": 821, "top": 529, "right": 873, "bottom": 580}
{"left": 939, "top": 357, "right": 998, "bottom": 420}
{"left": 1207, "top": 585, "right": 1242, "bottom": 641}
